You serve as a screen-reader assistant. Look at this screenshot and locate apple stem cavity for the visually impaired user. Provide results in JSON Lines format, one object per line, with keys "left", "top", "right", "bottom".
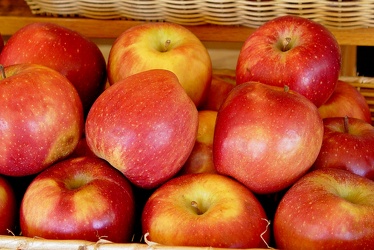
{"left": 191, "top": 200, "right": 203, "bottom": 215}
{"left": 162, "top": 39, "right": 171, "bottom": 52}
{"left": 281, "top": 37, "right": 292, "bottom": 52}
{"left": 0, "top": 65, "right": 6, "bottom": 79}
{"left": 64, "top": 175, "right": 90, "bottom": 190}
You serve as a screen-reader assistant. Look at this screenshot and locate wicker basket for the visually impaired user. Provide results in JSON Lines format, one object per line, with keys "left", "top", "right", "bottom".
{"left": 24, "top": 0, "right": 374, "bottom": 29}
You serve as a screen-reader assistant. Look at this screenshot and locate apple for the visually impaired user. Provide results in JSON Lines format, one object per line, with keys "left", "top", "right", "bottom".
{"left": 274, "top": 168, "right": 374, "bottom": 249}
{"left": 313, "top": 116, "right": 374, "bottom": 180}
{"left": 107, "top": 22, "right": 212, "bottom": 107}
{"left": 20, "top": 156, "right": 135, "bottom": 243}
{"left": 179, "top": 110, "right": 218, "bottom": 175}
{"left": 213, "top": 81, "right": 324, "bottom": 194}
{"left": 85, "top": 69, "right": 198, "bottom": 189}
{"left": 0, "top": 175, "right": 17, "bottom": 235}
{"left": 201, "top": 69, "right": 236, "bottom": 111}
{"left": 318, "top": 80, "right": 372, "bottom": 124}
{"left": 236, "top": 15, "right": 341, "bottom": 107}
{"left": 0, "top": 22, "right": 107, "bottom": 114}
{"left": 141, "top": 173, "right": 270, "bottom": 248}
{"left": 0, "top": 63, "right": 84, "bottom": 176}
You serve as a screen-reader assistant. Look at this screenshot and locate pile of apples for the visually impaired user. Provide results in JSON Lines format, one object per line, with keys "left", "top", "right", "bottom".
{"left": 0, "top": 15, "right": 374, "bottom": 249}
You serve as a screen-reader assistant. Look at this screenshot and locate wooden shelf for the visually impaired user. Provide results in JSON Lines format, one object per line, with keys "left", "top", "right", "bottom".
{"left": 1, "top": 15, "right": 374, "bottom": 46}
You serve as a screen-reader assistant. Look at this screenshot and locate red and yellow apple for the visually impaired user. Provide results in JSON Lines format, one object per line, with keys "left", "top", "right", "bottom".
{"left": 213, "top": 81, "right": 324, "bottom": 194}
{"left": 0, "top": 64, "right": 84, "bottom": 176}
{"left": 179, "top": 110, "right": 218, "bottom": 175}
{"left": 318, "top": 80, "right": 372, "bottom": 124}
{"left": 313, "top": 116, "right": 374, "bottom": 180}
{"left": 86, "top": 69, "right": 198, "bottom": 189}
{"left": 142, "top": 173, "right": 270, "bottom": 248}
{"left": 20, "top": 156, "right": 135, "bottom": 243}
{"left": 236, "top": 15, "right": 341, "bottom": 107}
{"left": 274, "top": 168, "right": 374, "bottom": 249}
{"left": 0, "top": 22, "right": 107, "bottom": 114}
{"left": 107, "top": 22, "right": 212, "bottom": 107}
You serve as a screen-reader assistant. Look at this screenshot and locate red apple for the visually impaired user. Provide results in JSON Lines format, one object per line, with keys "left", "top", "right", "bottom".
{"left": 236, "top": 15, "right": 341, "bottom": 107}
{"left": 201, "top": 70, "right": 236, "bottom": 111}
{"left": 274, "top": 168, "right": 374, "bottom": 249}
{"left": 85, "top": 69, "right": 198, "bottom": 189}
{"left": 0, "top": 22, "right": 107, "bottom": 114}
{"left": 313, "top": 116, "right": 374, "bottom": 180}
{"left": 107, "top": 22, "right": 212, "bottom": 107}
{"left": 142, "top": 173, "right": 270, "bottom": 248}
{"left": 179, "top": 110, "right": 218, "bottom": 175}
{"left": 213, "top": 81, "right": 324, "bottom": 194}
{"left": 0, "top": 64, "right": 84, "bottom": 176}
{"left": 0, "top": 175, "right": 17, "bottom": 235}
{"left": 318, "top": 80, "right": 372, "bottom": 124}
{"left": 20, "top": 156, "right": 135, "bottom": 243}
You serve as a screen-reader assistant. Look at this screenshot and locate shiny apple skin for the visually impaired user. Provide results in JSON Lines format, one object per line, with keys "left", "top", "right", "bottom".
{"left": 213, "top": 81, "right": 324, "bottom": 194}
{"left": 0, "top": 22, "right": 107, "bottom": 114}
{"left": 85, "top": 69, "right": 198, "bottom": 189}
{"left": 236, "top": 15, "right": 341, "bottom": 107}
{"left": 0, "top": 64, "right": 84, "bottom": 176}
{"left": 20, "top": 156, "right": 135, "bottom": 243}
{"left": 313, "top": 117, "right": 374, "bottom": 180}
{"left": 142, "top": 173, "right": 270, "bottom": 248}
{"left": 274, "top": 168, "right": 374, "bottom": 250}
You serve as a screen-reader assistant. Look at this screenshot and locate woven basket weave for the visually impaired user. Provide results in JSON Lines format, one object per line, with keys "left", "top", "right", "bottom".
{"left": 25, "top": 0, "right": 374, "bottom": 29}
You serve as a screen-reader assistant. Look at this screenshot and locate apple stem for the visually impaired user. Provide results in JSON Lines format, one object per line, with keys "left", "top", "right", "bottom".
{"left": 163, "top": 39, "right": 171, "bottom": 52}
{"left": 344, "top": 116, "right": 349, "bottom": 133}
{"left": 191, "top": 200, "right": 203, "bottom": 215}
{"left": 0, "top": 65, "right": 5, "bottom": 79}
{"left": 284, "top": 85, "right": 290, "bottom": 93}
{"left": 282, "top": 37, "right": 292, "bottom": 52}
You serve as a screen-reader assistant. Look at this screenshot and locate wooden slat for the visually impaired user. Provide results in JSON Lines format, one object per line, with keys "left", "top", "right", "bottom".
{"left": 0, "top": 15, "right": 374, "bottom": 46}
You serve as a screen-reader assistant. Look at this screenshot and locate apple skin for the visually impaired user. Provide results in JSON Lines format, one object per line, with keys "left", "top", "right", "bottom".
{"left": 85, "top": 69, "right": 198, "bottom": 189}
{"left": 107, "top": 22, "right": 212, "bottom": 108}
{"left": 313, "top": 117, "right": 374, "bottom": 180}
{"left": 179, "top": 110, "right": 218, "bottom": 175}
{"left": 318, "top": 80, "right": 372, "bottom": 124}
{"left": 20, "top": 156, "right": 135, "bottom": 243}
{"left": 274, "top": 168, "right": 374, "bottom": 249}
{"left": 201, "top": 70, "right": 236, "bottom": 111}
{"left": 0, "top": 175, "right": 17, "bottom": 235}
{"left": 236, "top": 15, "right": 341, "bottom": 107}
{"left": 213, "top": 81, "right": 324, "bottom": 194}
{"left": 0, "top": 22, "right": 107, "bottom": 114}
{"left": 0, "top": 64, "right": 84, "bottom": 176}
{"left": 141, "top": 173, "right": 270, "bottom": 248}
